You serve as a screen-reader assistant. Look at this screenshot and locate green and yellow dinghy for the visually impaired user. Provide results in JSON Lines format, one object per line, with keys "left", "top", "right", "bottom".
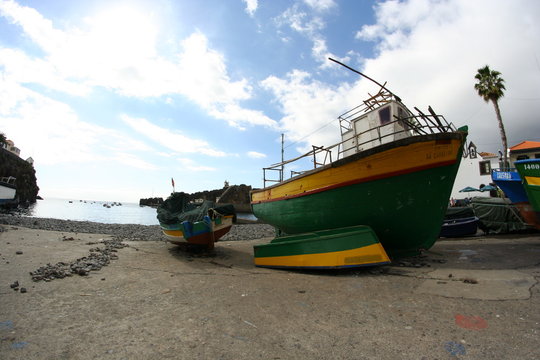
{"left": 254, "top": 226, "right": 390, "bottom": 269}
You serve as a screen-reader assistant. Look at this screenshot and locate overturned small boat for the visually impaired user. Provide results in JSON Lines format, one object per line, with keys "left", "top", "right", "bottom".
{"left": 157, "top": 192, "right": 236, "bottom": 250}
{"left": 250, "top": 59, "right": 467, "bottom": 269}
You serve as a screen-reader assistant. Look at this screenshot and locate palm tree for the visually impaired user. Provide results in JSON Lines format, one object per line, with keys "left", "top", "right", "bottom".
{"left": 474, "top": 65, "right": 508, "bottom": 168}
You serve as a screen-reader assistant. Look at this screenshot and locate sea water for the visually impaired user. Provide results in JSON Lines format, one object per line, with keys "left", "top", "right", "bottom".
{"left": 16, "top": 198, "right": 256, "bottom": 225}
{"left": 21, "top": 198, "right": 159, "bottom": 225}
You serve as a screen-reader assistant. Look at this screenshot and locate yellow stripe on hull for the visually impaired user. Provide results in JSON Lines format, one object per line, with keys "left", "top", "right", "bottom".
{"left": 525, "top": 176, "right": 540, "bottom": 186}
{"left": 163, "top": 229, "right": 186, "bottom": 242}
{"left": 252, "top": 138, "right": 461, "bottom": 203}
{"left": 254, "top": 243, "right": 390, "bottom": 268}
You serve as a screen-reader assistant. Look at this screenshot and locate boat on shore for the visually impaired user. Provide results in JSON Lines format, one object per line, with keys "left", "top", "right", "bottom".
{"left": 157, "top": 192, "right": 235, "bottom": 250}
{"left": 491, "top": 168, "right": 540, "bottom": 229}
{"left": 251, "top": 60, "right": 467, "bottom": 268}
{"left": 0, "top": 176, "right": 17, "bottom": 207}
{"left": 514, "top": 159, "right": 540, "bottom": 224}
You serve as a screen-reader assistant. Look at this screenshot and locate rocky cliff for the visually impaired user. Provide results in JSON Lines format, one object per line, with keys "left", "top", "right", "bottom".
{"left": 144, "top": 184, "right": 252, "bottom": 212}
{"left": 0, "top": 148, "right": 39, "bottom": 204}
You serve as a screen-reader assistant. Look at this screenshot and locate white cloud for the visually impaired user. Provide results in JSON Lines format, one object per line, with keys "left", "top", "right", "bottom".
{"left": 0, "top": 1, "right": 272, "bottom": 130}
{"left": 177, "top": 158, "right": 216, "bottom": 172}
{"left": 111, "top": 152, "right": 157, "bottom": 170}
{"left": 243, "top": 0, "right": 258, "bottom": 17}
{"left": 303, "top": 0, "right": 336, "bottom": 12}
{"left": 267, "top": 0, "right": 540, "bottom": 157}
{"left": 120, "top": 114, "right": 226, "bottom": 157}
{"left": 353, "top": 0, "right": 540, "bottom": 151}
{"left": 247, "top": 151, "right": 266, "bottom": 159}
{"left": 0, "top": 79, "right": 155, "bottom": 168}
{"left": 261, "top": 70, "right": 353, "bottom": 153}
{"left": 275, "top": 3, "right": 340, "bottom": 68}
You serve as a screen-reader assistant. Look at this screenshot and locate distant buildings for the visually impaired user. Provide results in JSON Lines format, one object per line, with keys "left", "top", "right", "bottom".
{"left": 1, "top": 139, "right": 34, "bottom": 165}
{"left": 509, "top": 141, "right": 540, "bottom": 163}
{"left": 450, "top": 140, "right": 540, "bottom": 199}
{"left": 2, "top": 139, "right": 20, "bottom": 156}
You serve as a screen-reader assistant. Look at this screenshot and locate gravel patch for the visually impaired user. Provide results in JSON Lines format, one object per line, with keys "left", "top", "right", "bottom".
{"left": 0, "top": 214, "right": 275, "bottom": 242}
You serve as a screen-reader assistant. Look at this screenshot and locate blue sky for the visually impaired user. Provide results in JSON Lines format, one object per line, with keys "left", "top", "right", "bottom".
{"left": 1, "top": 0, "right": 539, "bottom": 203}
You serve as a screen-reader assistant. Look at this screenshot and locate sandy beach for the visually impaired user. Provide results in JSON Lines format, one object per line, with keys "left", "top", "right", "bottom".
{"left": 1, "top": 217, "right": 539, "bottom": 359}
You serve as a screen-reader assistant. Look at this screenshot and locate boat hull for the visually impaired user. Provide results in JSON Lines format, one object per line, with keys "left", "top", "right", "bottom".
{"left": 161, "top": 216, "right": 234, "bottom": 248}
{"left": 0, "top": 181, "right": 16, "bottom": 205}
{"left": 251, "top": 133, "right": 466, "bottom": 257}
{"left": 514, "top": 159, "right": 540, "bottom": 223}
{"left": 439, "top": 217, "right": 479, "bottom": 238}
{"left": 491, "top": 169, "right": 540, "bottom": 229}
{"left": 254, "top": 226, "right": 390, "bottom": 269}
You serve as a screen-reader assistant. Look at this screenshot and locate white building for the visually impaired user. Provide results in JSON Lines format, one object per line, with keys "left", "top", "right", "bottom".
{"left": 450, "top": 142, "right": 499, "bottom": 200}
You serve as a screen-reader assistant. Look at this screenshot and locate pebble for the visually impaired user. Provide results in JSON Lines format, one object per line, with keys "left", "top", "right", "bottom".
{"left": 0, "top": 214, "right": 275, "bottom": 242}
{"left": 1, "top": 214, "right": 276, "bottom": 283}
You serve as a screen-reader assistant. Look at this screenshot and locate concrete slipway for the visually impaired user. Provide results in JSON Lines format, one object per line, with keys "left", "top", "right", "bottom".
{"left": 1, "top": 225, "right": 539, "bottom": 359}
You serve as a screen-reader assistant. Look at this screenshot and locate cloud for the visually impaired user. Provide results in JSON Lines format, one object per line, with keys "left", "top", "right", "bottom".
{"left": 0, "top": 1, "right": 274, "bottom": 130}
{"left": 243, "top": 0, "right": 258, "bottom": 17}
{"left": 177, "top": 158, "right": 216, "bottom": 172}
{"left": 0, "top": 79, "right": 155, "bottom": 168}
{"left": 353, "top": 0, "right": 540, "bottom": 151}
{"left": 247, "top": 151, "right": 266, "bottom": 159}
{"left": 274, "top": 2, "right": 343, "bottom": 68}
{"left": 303, "top": 0, "right": 336, "bottom": 12}
{"left": 261, "top": 70, "right": 353, "bottom": 153}
{"left": 120, "top": 114, "right": 226, "bottom": 157}
{"left": 266, "top": 0, "right": 540, "bottom": 157}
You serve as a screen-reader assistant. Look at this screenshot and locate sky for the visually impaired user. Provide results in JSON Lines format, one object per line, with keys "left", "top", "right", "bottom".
{"left": 1, "top": 0, "right": 539, "bottom": 203}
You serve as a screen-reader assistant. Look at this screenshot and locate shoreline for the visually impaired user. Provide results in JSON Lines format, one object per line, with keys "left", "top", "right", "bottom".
{"left": 0, "top": 214, "right": 275, "bottom": 242}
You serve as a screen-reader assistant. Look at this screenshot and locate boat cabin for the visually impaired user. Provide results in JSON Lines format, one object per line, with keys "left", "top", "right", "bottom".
{"left": 339, "top": 99, "right": 413, "bottom": 158}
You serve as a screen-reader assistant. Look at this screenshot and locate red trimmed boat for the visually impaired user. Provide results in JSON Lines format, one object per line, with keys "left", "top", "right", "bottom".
{"left": 157, "top": 192, "right": 235, "bottom": 250}
{"left": 251, "top": 64, "right": 467, "bottom": 268}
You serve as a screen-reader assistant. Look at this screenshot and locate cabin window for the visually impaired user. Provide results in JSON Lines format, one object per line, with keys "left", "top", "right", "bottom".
{"left": 516, "top": 155, "right": 529, "bottom": 160}
{"left": 479, "top": 160, "right": 491, "bottom": 175}
{"left": 535, "top": 153, "right": 540, "bottom": 159}
{"left": 378, "top": 106, "right": 391, "bottom": 125}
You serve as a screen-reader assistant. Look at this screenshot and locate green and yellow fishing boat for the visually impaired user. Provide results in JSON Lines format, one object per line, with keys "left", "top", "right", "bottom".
{"left": 514, "top": 159, "right": 540, "bottom": 223}
{"left": 251, "top": 59, "right": 467, "bottom": 268}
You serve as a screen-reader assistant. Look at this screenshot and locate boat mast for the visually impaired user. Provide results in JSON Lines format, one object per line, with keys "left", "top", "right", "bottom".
{"left": 328, "top": 58, "right": 402, "bottom": 103}
{"left": 281, "top": 133, "right": 284, "bottom": 182}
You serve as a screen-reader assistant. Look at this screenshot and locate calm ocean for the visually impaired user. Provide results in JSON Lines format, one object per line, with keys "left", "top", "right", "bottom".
{"left": 22, "top": 198, "right": 159, "bottom": 225}
{"left": 17, "top": 198, "right": 256, "bottom": 225}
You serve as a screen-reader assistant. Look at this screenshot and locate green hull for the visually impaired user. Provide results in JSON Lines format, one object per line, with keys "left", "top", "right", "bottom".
{"left": 254, "top": 226, "right": 390, "bottom": 269}
{"left": 514, "top": 159, "right": 540, "bottom": 221}
{"left": 253, "top": 154, "right": 463, "bottom": 258}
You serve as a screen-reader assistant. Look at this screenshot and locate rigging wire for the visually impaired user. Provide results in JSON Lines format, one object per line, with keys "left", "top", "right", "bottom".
{"left": 283, "top": 118, "right": 338, "bottom": 149}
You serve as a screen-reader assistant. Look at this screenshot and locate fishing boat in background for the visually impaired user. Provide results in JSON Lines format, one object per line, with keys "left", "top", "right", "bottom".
{"left": 491, "top": 169, "right": 540, "bottom": 229}
{"left": 0, "top": 176, "right": 17, "bottom": 207}
{"left": 250, "top": 59, "right": 468, "bottom": 269}
{"left": 514, "top": 159, "right": 540, "bottom": 224}
{"left": 439, "top": 207, "right": 479, "bottom": 238}
{"left": 157, "top": 192, "right": 236, "bottom": 250}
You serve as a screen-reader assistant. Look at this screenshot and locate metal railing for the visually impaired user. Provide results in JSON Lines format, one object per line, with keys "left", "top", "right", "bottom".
{"left": 262, "top": 108, "right": 456, "bottom": 188}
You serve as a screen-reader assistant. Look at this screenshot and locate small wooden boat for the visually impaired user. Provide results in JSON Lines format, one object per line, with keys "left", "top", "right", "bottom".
{"left": 254, "top": 226, "right": 390, "bottom": 269}
{"left": 514, "top": 159, "right": 540, "bottom": 224}
{"left": 0, "top": 176, "right": 17, "bottom": 206}
{"left": 250, "top": 59, "right": 467, "bottom": 268}
{"left": 439, "top": 217, "right": 479, "bottom": 238}
{"left": 157, "top": 192, "right": 235, "bottom": 250}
